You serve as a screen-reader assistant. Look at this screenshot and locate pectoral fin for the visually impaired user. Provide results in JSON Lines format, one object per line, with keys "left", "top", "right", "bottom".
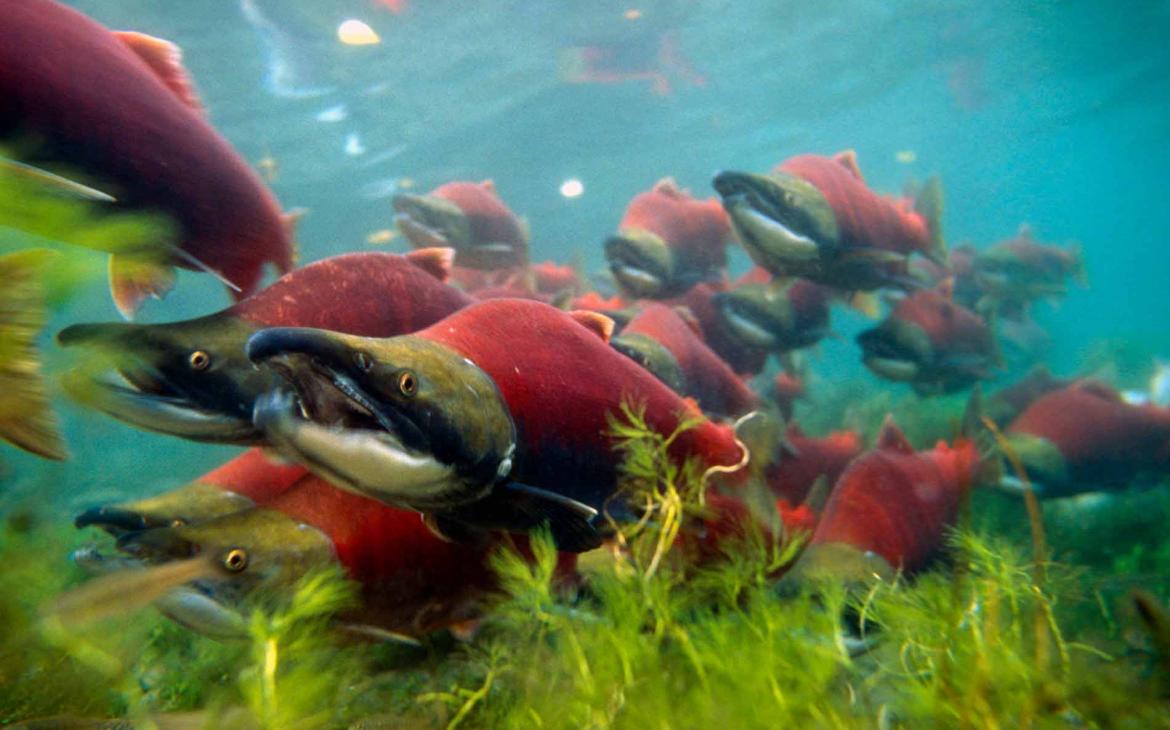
{"left": 109, "top": 254, "right": 176, "bottom": 320}
{"left": 432, "top": 482, "right": 605, "bottom": 552}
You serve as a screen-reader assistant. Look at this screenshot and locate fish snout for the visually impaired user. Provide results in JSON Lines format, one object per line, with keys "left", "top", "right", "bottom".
{"left": 246, "top": 327, "right": 345, "bottom": 366}
{"left": 116, "top": 526, "right": 199, "bottom": 562}
{"left": 74, "top": 504, "right": 151, "bottom": 534}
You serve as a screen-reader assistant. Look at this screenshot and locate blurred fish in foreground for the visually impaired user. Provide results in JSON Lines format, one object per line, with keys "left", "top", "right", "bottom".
{"left": 1, "top": 0, "right": 297, "bottom": 318}
{"left": 0, "top": 249, "right": 66, "bottom": 460}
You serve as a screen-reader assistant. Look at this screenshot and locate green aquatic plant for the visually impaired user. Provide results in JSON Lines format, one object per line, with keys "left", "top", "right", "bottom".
{"left": 235, "top": 565, "right": 362, "bottom": 730}
{"left": 4, "top": 407, "right": 1170, "bottom": 727}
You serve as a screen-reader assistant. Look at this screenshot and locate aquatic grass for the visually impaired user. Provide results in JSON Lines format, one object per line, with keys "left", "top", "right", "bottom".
{"left": 5, "top": 408, "right": 1170, "bottom": 726}
{"left": 236, "top": 565, "right": 363, "bottom": 730}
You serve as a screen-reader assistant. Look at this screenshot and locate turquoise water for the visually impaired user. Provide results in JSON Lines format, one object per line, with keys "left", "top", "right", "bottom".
{"left": 7, "top": 0, "right": 1170, "bottom": 506}
{"left": 0, "top": 0, "right": 1162, "bottom": 509}
{"left": 3, "top": 2, "right": 1170, "bottom": 726}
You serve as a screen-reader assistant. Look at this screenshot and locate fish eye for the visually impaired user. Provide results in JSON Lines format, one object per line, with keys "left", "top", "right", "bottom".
{"left": 354, "top": 351, "right": 374, "bottom": 372}
{"left": 222, "top": 547, "right": 248, "bottom": 572}
{"left": 397, "top": 370, "right": 418, "bottom": 396}
{"left": 189, "top": 350, "right": 211, "bottom": 371}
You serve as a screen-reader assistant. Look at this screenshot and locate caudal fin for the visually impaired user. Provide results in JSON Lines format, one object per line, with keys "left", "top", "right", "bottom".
{"left": 914, "top": 176, "right": 946, "bottom": 266}
{"left": 0, "top": 250, "right": 67, "bottom": 460}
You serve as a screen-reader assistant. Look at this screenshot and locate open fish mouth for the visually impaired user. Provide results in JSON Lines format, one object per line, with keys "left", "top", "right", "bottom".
{"left": 71, "top": 545, "right": 248, "bottom": 638}
{"left": 715, "top": 293, "right": 788, "bottom": 349}
{"left": 713, "top": 171, "right": 825, "bottom": 268}
{"left": 392, "top": 193, "right": 469, "bottom": 251}
{"left": 861, "top": 356, "right": 921, "bottom": 382}
{"left": 857, "top": 328, "right": 925, "bottom": 382}
{"left": 604, "top": 232, "right": 672, "bottom": 298}
{"left": 61, "top": 364, "right": 257, "bottom": 443}
{"left": 248, "top": 336, "right": 469, "bottom": 511}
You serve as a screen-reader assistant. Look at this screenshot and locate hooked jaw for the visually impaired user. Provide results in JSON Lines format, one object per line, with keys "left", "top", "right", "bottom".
{"left": 712, "top": 171, "right": 837, "bottom": 275}
{"left": 57, "top": 319, "right": 267, "bottom": 444}
{"left": 715, "top": 287, "right": 794, "bottom": 350}
{"left": 393, "top": 192, "right": 522, "bottom": 269}
{"left": 76, "top": 509, "right": 336, "bottom": 639}
{"left": 604, "top": 228, "right": 674, "bottom": 298}
{"left": 856, "top": 321, "right": 931, "bottom": 383}
{"left": 247, "top": 328, "right": 515, "bottom": 512}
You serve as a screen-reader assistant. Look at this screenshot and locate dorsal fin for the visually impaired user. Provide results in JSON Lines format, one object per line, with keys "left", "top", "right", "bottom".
{"left": 479, "top": 179, "right": 496, "bottom": 192}
{"left": 405, "top": 247, "right": 454, "bottom": 281}
{"left": 652, "top": 177, "right": 685, "bottom": 197}
{"left": 832, "top": 150, "right": 864, "bottom": 181}
{"left": 875, "top": 415, "right": 913, "bottom": 453}
{"left": 569, "top": 310, "right": 614, "bottom": 343}
{"left": 113, "top": 32, "right": 203, "bottom": 112}
{"left": 671, "top": 305, "right": 704, "bottom": 337}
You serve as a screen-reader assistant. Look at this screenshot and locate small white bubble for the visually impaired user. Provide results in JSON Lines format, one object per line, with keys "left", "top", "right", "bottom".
{"left": 560, "top": 178, "right": 584, "bottom": 198}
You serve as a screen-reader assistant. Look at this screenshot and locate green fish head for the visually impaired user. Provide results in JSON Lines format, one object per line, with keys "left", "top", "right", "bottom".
{"left": 714, "top": 283, "right": 797, "bottom": 350}
{"left": 856, "top": 318, "right": 933, "bottom": 383}
{"left": 57, "top": 315, "right": 268, "bottom": 443}
{"left": 611, "top": 332, "right": 687, "bottom": 394}
{"left": 604, "top": 227, "right": 675, "bottom": 299}
{"left": 247, "top": 328, "right": 516, "bottom": 511}
{"left": 112, "top": 509, "right": 336, "bottom": 638}
{"left": 74, "top": 481, "right": 257, "bottom": 537}
{"left": 713, "top": 170, "right": 839, "bottom": 275}
{"left": 392, "top": 192, "right": 475, "bottom": 256}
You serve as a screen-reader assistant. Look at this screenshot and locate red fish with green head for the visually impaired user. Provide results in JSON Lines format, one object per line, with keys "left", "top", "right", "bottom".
{"left": 393, "top": 180, "right": 529, "bottom": 274}
{"left": 668, "top": 282, "right": 769, "bottom": 376}
{"left": 0, "top": 0, "right": 296, "bottom": 318}
{"left": 858, "top": 279, "right": 999, "bottom": 395}
{"left": 58, "top": 249, "right": 472, "bottom": 444}
{"left": 247, "top": 299, "right": 749, "bottom": 551}
{"left": 974, "top": 225, "right": 1086, "bottom": 308}
{"left": 605, "top": 179, "right": 733, "bottom": 299}
{"left": 1003, "top": 381, "right": 1170, "bottom": 497}
{"left": 801, "top": 416, "right": 981, "bottom": 576}
{"left": 714, "top": 151, "right": 944, "bottom": 291}
{"left": 612, "top": 302, "right": 760, "bottom": 418}
{"left": 76, "top": 454, "right": 576, "bottom": 640}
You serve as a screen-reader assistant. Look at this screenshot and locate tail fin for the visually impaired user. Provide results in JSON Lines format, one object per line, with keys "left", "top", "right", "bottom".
{"left": 0, "top": 250, "right": 67, "bottom": 460}
{"left": 914, "top": 176, "right": 946, "bottom": 266}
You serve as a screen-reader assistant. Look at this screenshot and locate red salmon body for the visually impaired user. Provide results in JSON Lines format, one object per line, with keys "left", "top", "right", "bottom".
{"left": 230, "top": 250, "right": 474, "bottom": 333}
{"left": 810, "top": 419, "right": 979, "bottom": 574}
{"left": 434, "top": 180, "right": 528, "bottom": 267}
{"left": 765, "top": 425, "right": 862, "bottom": 505}
{"left": 0, "top": 0, "right": 293, "bottom": 310}
{"left": 890, "top": 286, "right": 995, "bottom": 357}
{"left": 418, "top": 299, "right": 747, "bottom": 509}
{"left": 777, "top": 154, "right": 932, "bottom": 258}
{"left": 197, "top": 448, "right": 310, "bottom": 503}
{"left": 620, "top": 303, "right": 759, "bottom": 418}
{"left": 261, "top": 474, "right": 578, "bottom": 635}
{"left": 676, "top": 493, "right": 817, "bottom": 572}
{"left": 531, "top": 261, "right": 584, "bottom": 296}
{"left": 620, "top": 179, "right": 733, "bottom": 276}
{"left": 1007, "top": 382, "right": 1170, "bottom": 492}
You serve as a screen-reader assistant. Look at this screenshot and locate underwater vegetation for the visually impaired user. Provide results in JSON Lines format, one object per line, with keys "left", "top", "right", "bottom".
{"left": 3, "top": 411, "right": 1170, "bottom": 729}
